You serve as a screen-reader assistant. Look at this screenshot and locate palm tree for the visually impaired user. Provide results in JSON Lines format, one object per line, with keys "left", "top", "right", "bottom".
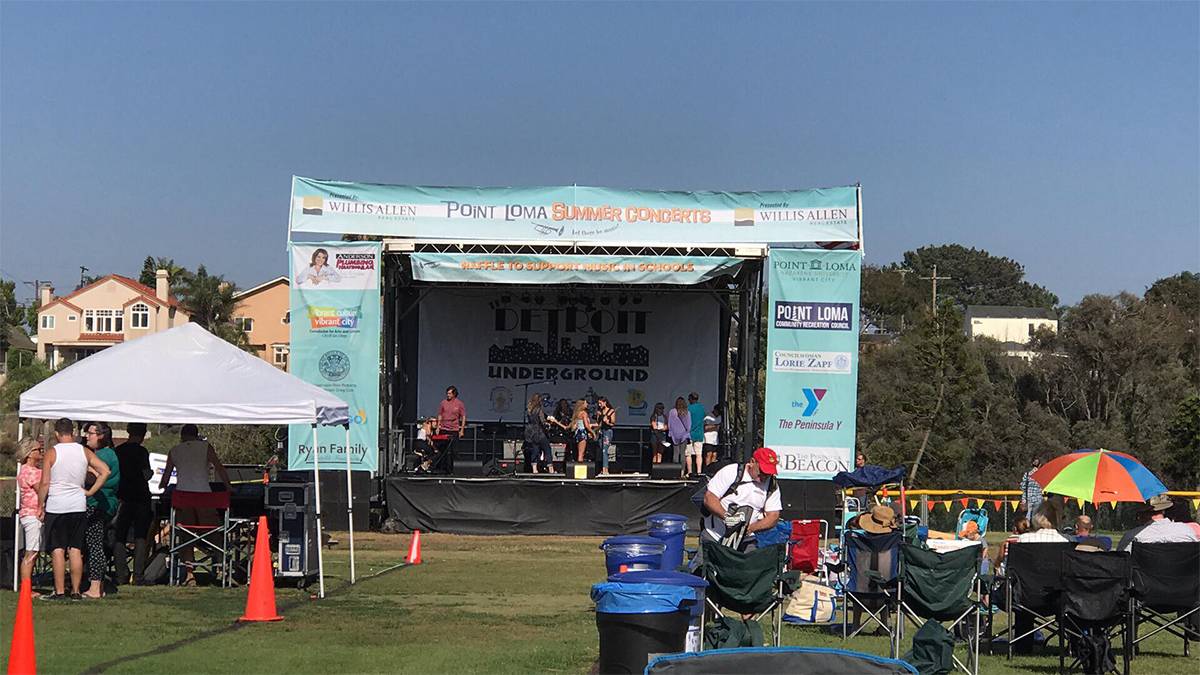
{"left": 177, "top": 265, "right": 248, "bottom": 348}
{"left": 139, "top": 257, "right": 190, "bottom": 287}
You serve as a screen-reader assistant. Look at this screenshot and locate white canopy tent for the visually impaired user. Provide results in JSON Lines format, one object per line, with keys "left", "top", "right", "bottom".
{"left": 18, "top": 323, "right": 355, "bottom": 597}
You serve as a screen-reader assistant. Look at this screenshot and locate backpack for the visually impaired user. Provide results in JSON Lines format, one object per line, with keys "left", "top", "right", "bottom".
{"left": 692, "top": 463, "right": 778, "bottom": 519}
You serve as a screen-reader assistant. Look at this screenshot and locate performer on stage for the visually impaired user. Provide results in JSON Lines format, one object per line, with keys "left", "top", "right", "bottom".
{"left": 524, "top": 394, "right": 553, "bottom": 474}
{"left": 571, "top": 399, "right": 595, "bottom": 463}
{"left": 596, "top": 396, "right": 616, "bottom": 476}
{"left": 435, "top": 386, "right": 466, "bottom": 474}
{"left": 649, "top": 402, "right": 669, "bottom": 464}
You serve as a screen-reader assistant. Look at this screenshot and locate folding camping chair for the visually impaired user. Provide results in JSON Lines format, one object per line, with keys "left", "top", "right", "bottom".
{"left": 697, "top": 541, "right": 793, "bottom": 648}
{"left": 167, "top": 489, "right": 233, "bottom": 586}
{"left": 788, "top": 519, "right": 830, "bottom": 580}
{"left": 1057, "top": 550, "right": 1132, "bottom": 675}
{"left": 895, "top": 542, "right": 984, "bottom": 674}
{"left": 1003, "top": 541, "right": 1078, "bottom": 659}
{"left": 842, "top": 529, "right": 903, "bottom": 657}
{"left": 1129, "top": 541, "right": 1200, "bottom": 658}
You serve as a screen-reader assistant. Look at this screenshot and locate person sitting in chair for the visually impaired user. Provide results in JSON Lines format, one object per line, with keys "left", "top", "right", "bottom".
{"left": 701, "top": 447, "right": 782, "bottom": 552}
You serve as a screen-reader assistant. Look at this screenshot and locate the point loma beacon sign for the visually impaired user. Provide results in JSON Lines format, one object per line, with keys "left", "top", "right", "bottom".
{"left": 289, "top": 177, "right": 859, "bottom": 245}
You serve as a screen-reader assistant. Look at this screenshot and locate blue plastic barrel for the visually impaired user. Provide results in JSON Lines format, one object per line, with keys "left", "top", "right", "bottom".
{"left": 600, "top": 535, "right": 667, "bottom": 576}
{"left": 607, "top": 570, "right": 708, "bottom": 619}
{"left": 646, "top": 514, "right": 689, "bottom": 571}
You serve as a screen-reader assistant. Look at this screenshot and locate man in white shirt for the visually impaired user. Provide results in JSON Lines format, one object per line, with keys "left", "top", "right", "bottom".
{"left": 36, "top": 418, "right": 111, "bottom": 599}
{"left": 702, "top": 447, "right": 783, "bottom": 550}
{"left": 1118, "top": 494, "right": 1200, "bottom": 552}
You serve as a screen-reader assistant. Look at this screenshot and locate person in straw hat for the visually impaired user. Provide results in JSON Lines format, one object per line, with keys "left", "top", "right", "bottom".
{"left": 1117, "top": 493, "right": 1199, "bottom": 552}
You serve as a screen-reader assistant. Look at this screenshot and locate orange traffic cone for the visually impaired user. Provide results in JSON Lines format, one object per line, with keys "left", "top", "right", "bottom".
{"left": 239, "top": 515, "right": 283, "bottom": 622}
{"left": 7, "top": 577, "right": 36, "bottom": 675}
{"left": 406, "top": 530, "right": 423, "bottom": 565}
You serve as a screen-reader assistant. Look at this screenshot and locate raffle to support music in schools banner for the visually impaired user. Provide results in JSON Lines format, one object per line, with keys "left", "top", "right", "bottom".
{"left": 410, "top": 253, "right": 743, "bottom": 285}
{"left": 288, "top": 242, "right": 380, "bottom": 472}
{"left": 763, "top": 248, "right": 862, "bottom": 479}
{"left": 290, "top": 176, "right": 859, "bottom": 245}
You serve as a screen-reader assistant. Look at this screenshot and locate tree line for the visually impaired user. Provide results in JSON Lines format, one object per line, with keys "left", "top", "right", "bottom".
{"left": 853, "top": 245, "right": 1199, "bottom": 492}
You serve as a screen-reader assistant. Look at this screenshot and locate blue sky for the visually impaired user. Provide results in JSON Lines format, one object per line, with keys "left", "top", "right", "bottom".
{"left": 2, "top": 2, "right": 1196, "bottom": 305}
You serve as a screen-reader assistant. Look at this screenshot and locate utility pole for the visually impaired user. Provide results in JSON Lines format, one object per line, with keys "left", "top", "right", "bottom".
{"left": 920, "top": 265, "right": 952, "bottom": 316}
{"left": 78, "top": 266, "right": 89, "bottom": 289}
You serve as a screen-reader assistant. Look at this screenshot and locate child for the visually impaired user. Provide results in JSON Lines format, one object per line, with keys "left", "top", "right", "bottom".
{"left": 16, "top": 437, "right": 45, "bottom": 591}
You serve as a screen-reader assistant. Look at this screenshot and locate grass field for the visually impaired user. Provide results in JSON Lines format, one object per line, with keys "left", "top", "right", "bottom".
{"left": 3, "top": 532, "right": 1197, "bottom": 674}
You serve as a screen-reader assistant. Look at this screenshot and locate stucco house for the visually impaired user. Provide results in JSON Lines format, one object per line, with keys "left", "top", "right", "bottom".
{"left": 36, "top": 271, "right": 189, "bottom": 368}
{"left": 232, "top": 276, "right": 290, "bottom": 369}
{"left": 964, "top": 305, "right": 1058, "bottom": 359}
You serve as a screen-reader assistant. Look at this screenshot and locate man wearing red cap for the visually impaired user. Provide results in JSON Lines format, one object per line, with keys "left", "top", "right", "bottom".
{"left": 701, "top": 447, "right": 783, "bottom": 551}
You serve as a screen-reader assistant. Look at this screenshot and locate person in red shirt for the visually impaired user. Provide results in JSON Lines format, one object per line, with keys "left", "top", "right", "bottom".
{"left": 435, "top": 386, "right": 467, "bottom": 473}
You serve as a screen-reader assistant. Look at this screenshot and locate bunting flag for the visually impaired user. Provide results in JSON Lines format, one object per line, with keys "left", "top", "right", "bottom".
{"left": 1110, "top": 500, "right": 1118, "bottom": 509}
{"left": 909, "top": 499, "right": 918, "bottom": 511}
{"left": 943, "top": 500, "right": 953, "bottom": 510}
{"left": 992, "top": 500, "right": 1003, "bottom": 510}
{"left": 1009, "top": 500, "right": 1020, "bottom": 510}
{"left": 1077, "top": 497, "right": 1086, "bottom": 509}
{"left": 959, "top": 498, "right": 969, "bottom": 508}
{"left": 973, "top": 498, "right": 983, "bottom": 508}
{"left": 1192, "top": 498, "right": 1199, "bottom": 510}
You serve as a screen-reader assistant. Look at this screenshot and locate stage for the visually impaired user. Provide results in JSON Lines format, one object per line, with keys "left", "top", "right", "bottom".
{"left": 383, "top": 474, "right": 838, "bottom": 536}
{"left": 385, "top": 475, "right": 701, "bottom": 536}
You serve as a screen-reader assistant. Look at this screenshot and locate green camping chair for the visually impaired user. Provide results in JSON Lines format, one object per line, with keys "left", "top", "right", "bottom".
{"left": 895, "top": 542, "right": 983, "bottom": 674}
{"left": 697, "top": 541, "right": 795, "bottom": 648}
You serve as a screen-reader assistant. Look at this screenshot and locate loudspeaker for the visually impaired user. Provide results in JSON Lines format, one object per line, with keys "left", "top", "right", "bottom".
{"left": 566, "top": 461, "right": 596, "bottom": 480}
{"left": 454, "top": 459, "right": 488, "bottom": 477}
{"left": 651, "top": 463, "right": 684, "bottom": 480}
{"left": 276, "top": 470, "right": 371, "bottom": 530}
{"left": 777, "top": 479, "right": 838, "bottom": 523}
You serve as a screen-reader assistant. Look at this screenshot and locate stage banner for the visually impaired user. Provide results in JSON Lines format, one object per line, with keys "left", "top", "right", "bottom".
{"left": 410, "top": 253, "right": 743, "bottom": 285}
{"left": 416, "top": 289, "right": 720, "bottom": 423}
{"left": 763, "top": 248, "right": 862, "bottom": 479}
{"left": 288, "top": 242, "right": 381, "bottom": 472}
{"left": 290, "top": 176, "right": 859, "bottom": 245}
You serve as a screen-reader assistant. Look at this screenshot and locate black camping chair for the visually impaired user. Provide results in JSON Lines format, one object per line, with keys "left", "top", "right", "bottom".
{"left": 1057, "top": 550, "right": 1131, "bottom": 675}
{"left": 1004, "top": 541, "right": 1078, "bottom": 659}
{"left": 896, "top": 543, "right": 984, "bottom": 673}
{"left": 842, "top": 529, "right": 902, "bottom": 657}
{"left": 697, "top": 541, "right": 793, "bottom": 648}
{"left": 1129, "top": 541, "right": 1200, "bottom": 658}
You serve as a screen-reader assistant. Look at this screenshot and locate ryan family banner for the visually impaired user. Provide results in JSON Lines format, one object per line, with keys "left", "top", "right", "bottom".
{"left": 288, "top": 242, "right": 381, "bottom": 472}
{"left": 290, "top": 176, "right": 860, "bottom": 245}
{"left": 416, "top": 288, "right": 721, "bottom": 423}
{"left": 410, "top": 253, "right": 743, "bottom": 285}
{"left": 763, "top": 248, "right": 862, "bottom": 480}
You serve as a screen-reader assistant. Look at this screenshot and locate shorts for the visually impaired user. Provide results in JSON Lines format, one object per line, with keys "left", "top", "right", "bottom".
{"left": 43, "top": 511, "right": 87, "bottom": 552}
{"left": 685, "top": 441, "right": 704, "bottom": 458}
{"left": 573, "top": 428, "right": 589, "bottom": 443}
{"left": 703, "top": 443, "right": 720, "bottom": 456}
{"left": 19, "top": 516, "right": 42, "bottom": 552}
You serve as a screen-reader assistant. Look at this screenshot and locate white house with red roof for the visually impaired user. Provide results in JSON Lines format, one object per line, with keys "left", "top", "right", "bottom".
{"left": 36, "top": 270, "right": 189, "bottom": 368}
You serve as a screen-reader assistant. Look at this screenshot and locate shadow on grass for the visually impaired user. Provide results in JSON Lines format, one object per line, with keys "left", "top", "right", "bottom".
{"left": 80, "top": 563, "right": 411, "bottom": 674}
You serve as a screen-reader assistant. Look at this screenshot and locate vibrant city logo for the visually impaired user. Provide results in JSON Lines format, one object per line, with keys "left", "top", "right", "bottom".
{"left": 318, "top": 350, "right": 351, "bottom": 381}
{"left": 308, "top": 305, "right": 361, "bottom": 329}
{"left": 774, "top": 301, "right": 852, "bottom": 331}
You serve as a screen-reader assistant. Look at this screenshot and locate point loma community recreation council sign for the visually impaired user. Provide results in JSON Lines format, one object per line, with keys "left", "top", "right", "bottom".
{"left": 289, "top": 177, "right": 860, "bottom": 245}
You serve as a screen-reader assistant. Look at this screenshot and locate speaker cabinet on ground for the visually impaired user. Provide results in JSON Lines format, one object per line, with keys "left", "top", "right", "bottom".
{"left": 650, "top": 463, "right": 685, "bottom": 480}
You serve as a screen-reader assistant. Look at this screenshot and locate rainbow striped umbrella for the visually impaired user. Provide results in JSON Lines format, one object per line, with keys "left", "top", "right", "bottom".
{"left": 1031, "top": 448, "right": 1167, "bottom": 503}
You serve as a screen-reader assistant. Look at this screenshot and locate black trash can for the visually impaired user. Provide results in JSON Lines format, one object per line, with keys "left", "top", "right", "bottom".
{"left": 592, "top": 582, "right": 695, "bottom": 674}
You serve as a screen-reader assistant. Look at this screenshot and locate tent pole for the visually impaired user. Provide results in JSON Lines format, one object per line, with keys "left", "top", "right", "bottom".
{"left": 312, "top": 424, "right": 325, "bottom": 599}
{"left": 345, "top": 423, "right": 355, "bottom": 584}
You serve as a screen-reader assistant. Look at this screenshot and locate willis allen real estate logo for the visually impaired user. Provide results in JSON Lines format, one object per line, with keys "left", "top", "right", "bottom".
{"left": 302, "top": 196, "right": 323, "bottom": 216}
